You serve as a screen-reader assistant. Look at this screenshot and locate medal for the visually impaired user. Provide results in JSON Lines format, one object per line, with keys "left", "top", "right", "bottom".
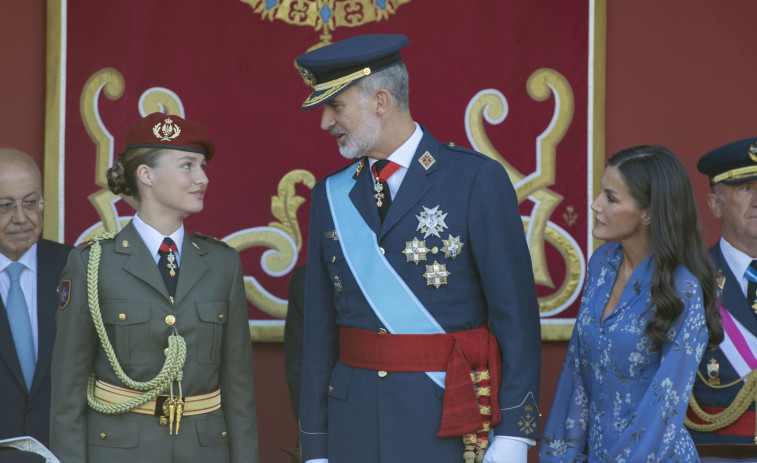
{"left": 403, "top": 237, "right": 429, "bottom": 265}
{"left": 373, "top": 182, "right": 386, "bottom": 208}
{"left": 416, "top": 205, "right": 448, "bottom": 238}
{"left": 441, "top": 235, "right": 464, "bottom": 259}
{"left": 166, "top": 252, "right": 177, "bottom": 277}
{"left": 423, "top": 261, "right": 450, "bottom": 288}
{"left": 706, "top": 358, "right": 720, "bottom": 386}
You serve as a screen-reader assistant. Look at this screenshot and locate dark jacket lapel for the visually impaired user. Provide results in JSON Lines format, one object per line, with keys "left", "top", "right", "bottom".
{"left": 711, "top": 245, "right": 757, "bottom": 335}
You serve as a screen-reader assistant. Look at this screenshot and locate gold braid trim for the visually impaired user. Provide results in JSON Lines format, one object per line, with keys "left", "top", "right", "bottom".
{"left": 684, "top": 368, "right": 757, "bottom": 434}
{"left": 84, "top": 232, "right": 187, "bottom": 415}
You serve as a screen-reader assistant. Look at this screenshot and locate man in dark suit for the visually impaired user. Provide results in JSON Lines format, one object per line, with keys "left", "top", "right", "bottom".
{"left": 0, "top": 148, "right": 72, "bottom": 461}
{"left": 294, "top": 35, "right": 541, "bottom": 463}
{"left": 688, "top": 138, "right": 757, "bottom": 443}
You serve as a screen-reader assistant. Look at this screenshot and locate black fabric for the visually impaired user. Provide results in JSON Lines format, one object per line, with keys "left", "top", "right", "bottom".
{"left": 158, "top": 237, "right": 179, "bottom": 299}
{"left": 374, "top": 160, "right": 391, "bottom": 221}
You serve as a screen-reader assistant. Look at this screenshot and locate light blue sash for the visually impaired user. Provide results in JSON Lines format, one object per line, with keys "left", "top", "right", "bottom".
{"left": 326, "top": 168, "right": 446, "bottom": 387}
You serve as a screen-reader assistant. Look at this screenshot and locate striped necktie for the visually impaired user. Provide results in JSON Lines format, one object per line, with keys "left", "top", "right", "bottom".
{"left": 745, "top": 260, "right": 757, "bottom": 313}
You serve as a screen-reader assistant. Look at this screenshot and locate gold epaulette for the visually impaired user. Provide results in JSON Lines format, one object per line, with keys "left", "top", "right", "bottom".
{"left": 77, "top": 231, "right": 117, "bottom": 248}
{"left": 191, "top": 232, "right": 230, "bottom": 248}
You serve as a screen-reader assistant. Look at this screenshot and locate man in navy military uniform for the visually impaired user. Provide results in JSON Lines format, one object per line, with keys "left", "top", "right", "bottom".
{"left": 295, "top": 34, "right": 541, "bottom": 463}
{"left": 688, "top": 138, "right": 757, "bottom": 443}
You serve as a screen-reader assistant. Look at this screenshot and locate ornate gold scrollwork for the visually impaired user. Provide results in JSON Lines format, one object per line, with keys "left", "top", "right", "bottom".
{"left": 224, "top": 169, "right": 315, "bottom": 320}
{"left": 465, "top": 69, "right": 583, "bottom": 317}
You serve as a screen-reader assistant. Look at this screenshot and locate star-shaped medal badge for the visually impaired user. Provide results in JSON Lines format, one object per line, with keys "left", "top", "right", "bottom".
{"left": 416, "top": 205, "right": 448, "bottom": 238}
{"left": 441, "top": 235, "right": 464, "bottom": 259}
{"left": 423, "top": 261, "right": 450, "bottom": 288}
{"left": 402, "top": 237, "right": 428, "bottom": 265}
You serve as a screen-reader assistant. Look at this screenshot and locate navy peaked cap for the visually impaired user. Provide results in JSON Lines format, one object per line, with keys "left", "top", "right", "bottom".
{"left": 295, "top": 34, "right": 409, "bottom": 110}
{"left": 698, "top": 137, "right": 757, "bottom": 185}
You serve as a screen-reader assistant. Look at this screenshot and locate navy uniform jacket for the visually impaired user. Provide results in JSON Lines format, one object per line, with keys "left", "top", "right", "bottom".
{"left": 0, "top": 239, "right": 72, "bottom": 444}
{"left": 689, "top": 244, "right": 757, "bottom": 444}
{"left": 299, "top": 129, "right": 542, "bottom": 462}
{"left": 50, "top": 222, "right": 259, "bottom": 462}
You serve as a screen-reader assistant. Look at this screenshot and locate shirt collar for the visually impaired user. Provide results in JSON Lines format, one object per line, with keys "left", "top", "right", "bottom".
{"left": 720, "top": 237, "right": 753, "bottom": 281}
{"left": 368, "top": 122, "right": 422, "bottom": 170}
{"left": 0, "top": 242, "right": 37, "bottom": 275}
{"left": 132, "top": 213, "right": 184, "bottom": 263}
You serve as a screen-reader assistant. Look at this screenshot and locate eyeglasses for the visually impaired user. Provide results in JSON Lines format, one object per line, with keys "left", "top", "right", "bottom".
{"left": 0, "top": 198, "right": 45, "bottom": 216}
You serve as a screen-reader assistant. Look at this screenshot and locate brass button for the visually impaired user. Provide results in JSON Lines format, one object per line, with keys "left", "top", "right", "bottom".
{"left": 221, "top": 431, "right": 227, "bottom": 438}
{"left": 328, "top": 386, "right": 334, "bottom": 392}
{"left": 332, "top": 255, "right": 336, "bottom": 263}
{"left": 380, "top": 247, "right": 385, "bottom": 255}
{"left": 218, "top": 314, "right": 224, "bottom": 321}
{"left": 118, "top": 313, "right": 126, "bottom": 321}
{"left": 100, "top": 432, "right": 107, "bottom": 440}
{"left": 165, "top": 315, "right": 176, "bottom": 326}
{"left": 159, "top": 416, "right": 168, "bottom": 427}
{"left": 378, "top": 328, "right": 387, "bottom": 334}
{"left": 378, "top": 370, "right": 388, "bottom": 378}
{"left": 431, "top": 246, "right": 439, "bottom": 254}
{"left": 164, "top": 348, "right": 169, "bottom": 356}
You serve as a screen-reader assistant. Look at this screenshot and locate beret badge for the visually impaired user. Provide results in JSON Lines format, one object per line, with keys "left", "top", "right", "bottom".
{"left": 153, "top": 117, "right": 182, "bottom": 142}
{"left": 749, "top": 143, "right": 757, "bottom": 163}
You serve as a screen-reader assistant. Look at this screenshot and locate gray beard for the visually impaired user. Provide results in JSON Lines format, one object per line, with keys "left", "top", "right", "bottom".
{"left": 337, "top": 112, "right": 381, "bottom": 160}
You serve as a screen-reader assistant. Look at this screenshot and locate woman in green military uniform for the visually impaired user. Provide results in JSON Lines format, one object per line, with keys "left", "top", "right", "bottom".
{"left": 50, "top": 113, "right": 259, "bottom": 462}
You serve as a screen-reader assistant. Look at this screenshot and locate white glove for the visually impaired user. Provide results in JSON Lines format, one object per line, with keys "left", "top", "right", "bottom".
{"left": 482, "top": 436, "right": 528, "bottom": 463}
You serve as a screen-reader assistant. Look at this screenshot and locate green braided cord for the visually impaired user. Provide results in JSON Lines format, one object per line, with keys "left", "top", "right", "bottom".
{"left": 84, "top": 232, "right": 187, "bottom": 415}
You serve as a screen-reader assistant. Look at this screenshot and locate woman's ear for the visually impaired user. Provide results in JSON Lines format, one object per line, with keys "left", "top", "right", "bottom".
{"left": 136, "top": 164, "right": 153, "bottom": 187}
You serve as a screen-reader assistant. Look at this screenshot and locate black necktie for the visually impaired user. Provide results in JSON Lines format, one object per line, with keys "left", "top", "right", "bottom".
{"left": 372, "top": 160, "right": 395, "bottom": 221}
{"left": 158, "top": 237, "right": 179, "bottom": 301}
{"left": 746, "top": 260, "right": 757, "bottom": 313}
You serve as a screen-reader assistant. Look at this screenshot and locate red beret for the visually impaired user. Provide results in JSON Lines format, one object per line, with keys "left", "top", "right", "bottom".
{"left": 124, "top": 112, "right": 216, "bottom": 161}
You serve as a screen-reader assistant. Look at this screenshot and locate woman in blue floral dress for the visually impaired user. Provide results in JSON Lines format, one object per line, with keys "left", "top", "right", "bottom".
{"left": 540, "top": 146, "right": 723, "bottom": 462}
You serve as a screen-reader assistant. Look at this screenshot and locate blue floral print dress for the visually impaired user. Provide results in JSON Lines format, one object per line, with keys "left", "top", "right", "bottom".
{"left": 540, "top": 242, "right": 707, "bottom": 462}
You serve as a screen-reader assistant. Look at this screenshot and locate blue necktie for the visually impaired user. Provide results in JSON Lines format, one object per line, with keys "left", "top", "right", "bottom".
{"left": 6, "top": 262, "right": 35, "bottom": 391}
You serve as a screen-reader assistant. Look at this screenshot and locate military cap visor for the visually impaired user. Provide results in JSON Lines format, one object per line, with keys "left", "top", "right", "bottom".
{"left": 698, "top": 137, "right": 757, "bottom": 185}
{"left": 295, "top": 34, "right": 409, "bottom": 110}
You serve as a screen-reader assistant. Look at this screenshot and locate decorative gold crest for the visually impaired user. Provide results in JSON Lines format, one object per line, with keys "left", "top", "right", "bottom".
{"left": 706, "top": 358, "right": 720, "bottom": 386}
{"left": 298, "top": 65, "right": 316, "bottom": 86}
{"left": 121, "top": 240, "right": 129, "bottom": 248}
{"left": 423, "top": 260, "right": 450, "bottom": 288}
{"left": 715, "top": 269, "right": 725, "bottom": 291}
{"left": 749, "top": 144, "right": 757, "bottom": 163}
{"left": 153, "top": 117, "right": 181, "bottom": 142}
{"left": 518, "top": 412, "right": 536, "bottom": 435}
{"left": 355, "top": 157, "right": 366, "bottom": 177}
{"left": 418, "top": 151, "right": 435, "bottom": 170}
{"left": 441, "top": 235, "right": 464, "bottom": 259}
{"left": 402, "top": 237, "right": 428, "bottom": 265}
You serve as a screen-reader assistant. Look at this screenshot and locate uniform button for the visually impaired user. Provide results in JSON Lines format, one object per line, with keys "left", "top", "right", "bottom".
{"left": 165, "top": 315, "right": 176, "bottom": 326}
{"left": 378, "top": 371, "right": 388, "bottom": 378}
{"left": 380, "top": 247, "right": 385, "bottom": 255}
{"left": 218, "top": 314, "right": 224, "bottom": 321}
{"left": 100, "top": 432, "right": 107, "bottom": 440}
{"left": 159, "top": 416, "right": 168, "bottom": 427}
{"left": 118, "top": 313, "right": 126, "bottom": 321}
{"left": 164, "top": 348, "right": 169, "bottom": 356}
{"left": 328, "top": 386, "right": 334, "bottom": 392}
{"left": 221, "top": 431, "right": 227, "bottom": 438}
{"left": 332, "top": 255, "right": 336, "bottom": 263}
{"left": 378, "top": 328, "right": 387, "bottom": 334}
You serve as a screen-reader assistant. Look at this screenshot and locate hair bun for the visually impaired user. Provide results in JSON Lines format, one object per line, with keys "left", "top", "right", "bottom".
{"left": 106, "top": 158, "right": 133, "bottom": 196}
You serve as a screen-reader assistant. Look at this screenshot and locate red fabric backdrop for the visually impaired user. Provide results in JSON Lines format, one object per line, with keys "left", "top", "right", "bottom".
{"left": 48, "top": 0, "right": 599, "bottom": 340}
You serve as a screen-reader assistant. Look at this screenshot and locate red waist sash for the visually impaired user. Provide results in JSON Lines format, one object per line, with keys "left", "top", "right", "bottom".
{"left": 338, "top": 325, "right": 502, "bottom": 437}
{"left": 687, "top": 406, "right": 756, "bottom": 436}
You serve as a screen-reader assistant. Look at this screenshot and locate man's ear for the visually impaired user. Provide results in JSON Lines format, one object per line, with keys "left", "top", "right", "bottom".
{"left": 374, "top": 89, "right": 391, "bottom": 116}
{"left": 706, "top": 192, "right": 722, "bottom": 219}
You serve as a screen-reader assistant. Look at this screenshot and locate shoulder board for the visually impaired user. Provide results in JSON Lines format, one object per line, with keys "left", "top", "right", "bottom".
{"left": 191, "top": 232, "right": 230, "bottom": 248}
{"left": 77, "top": 231, "right": 117, "bottom": 248}
{"left": 444, "top": 141, "right": 487, "bottom": 158}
